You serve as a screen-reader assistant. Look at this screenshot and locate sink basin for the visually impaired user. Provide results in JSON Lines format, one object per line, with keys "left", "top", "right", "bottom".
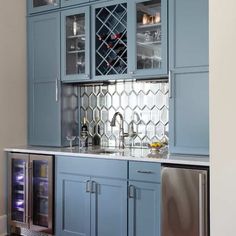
{"left": 90, "top": 148, "right": 124, "bottom": 155}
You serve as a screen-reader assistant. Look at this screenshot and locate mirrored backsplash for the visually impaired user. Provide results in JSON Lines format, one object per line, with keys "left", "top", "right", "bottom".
{"left": 79, "top": 80, "right": 169, "bottom": 148}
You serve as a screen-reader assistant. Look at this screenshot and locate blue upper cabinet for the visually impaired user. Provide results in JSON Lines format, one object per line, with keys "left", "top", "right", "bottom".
{"left": 169, "top": 0, "right": 209, "bottom": 70}
{"left": 61, "top": 0, "right": 89, "bottom": 8}
{"left": 28, "top": 0, "right": 60, "bottom": 14}
{"left": 91, "top": 0, "right": 130, "bottom": 81}
{"left": 128, "top": 0, "right": 168, "bottom": 78}
{"left": 61, "top": 7, "right": 91, "bottom": 82}
{"left": 28, "top": 12, "right": 62, "bottom": 146}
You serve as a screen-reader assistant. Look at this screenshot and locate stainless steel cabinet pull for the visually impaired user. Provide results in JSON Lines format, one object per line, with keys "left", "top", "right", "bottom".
{"left": 86, "top": 180, "right": 91, "bottom": 193}
{"left": 55, "top": 78, "right": 59, "bottom": 102}
{"left": 169, "top": 70, "right": 172, "bottom": 99}
{"left": 199, "top": 173, "right": 206, "bottom": 236}
{"left": 91, "top": 181, "right": 97, "bottom": 194}
{"left": 129, "top": 185, "right": 135, "bottom": 199}
{"left": 137, "top": 170, "right": 153, "bottom": 174}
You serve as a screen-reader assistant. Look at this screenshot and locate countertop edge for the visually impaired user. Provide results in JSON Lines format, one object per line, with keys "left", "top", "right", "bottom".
{"left": 4, "top": 147, "right": 210, "bottom": 167}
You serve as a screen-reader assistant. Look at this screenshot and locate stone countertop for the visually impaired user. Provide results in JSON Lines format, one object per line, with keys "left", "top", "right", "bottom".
{"left": 4, "top": 146, "right": 210, "bottom": 167}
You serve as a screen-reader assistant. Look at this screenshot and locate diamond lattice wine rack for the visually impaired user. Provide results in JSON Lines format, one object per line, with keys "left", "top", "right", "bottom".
{"left": 95, "top": 3, "right": 127, "bottom": 76}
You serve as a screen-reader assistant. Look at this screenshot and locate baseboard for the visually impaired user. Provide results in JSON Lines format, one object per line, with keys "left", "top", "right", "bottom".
{"left": 0, "top": 215, "right": 7, "bottom": 236}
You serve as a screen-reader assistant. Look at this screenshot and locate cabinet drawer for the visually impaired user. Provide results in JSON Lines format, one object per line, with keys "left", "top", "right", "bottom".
{"left": 56, "top": 155, "right": 128, "bottom": 179}
{"left": 129, "top": 161, "right": 161, "bottom": 183}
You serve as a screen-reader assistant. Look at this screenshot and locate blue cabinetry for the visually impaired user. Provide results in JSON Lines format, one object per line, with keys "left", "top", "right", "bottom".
{"left": 56, "top": 156, "right": 128, "bottom": 236}
{"left": 168, "top": 0, "right": 209, "bottom": 155}
{"left": 128, "top": 162, "right": 161, "bottom": 236}
{"left": 61, "top": 0, "right": 90, "bottom": 7}
{"left": 27, "top": 0, "right": 60, "bottom": 14}
{"left": 28, "top": 12, "right": 62, "bottom": 146}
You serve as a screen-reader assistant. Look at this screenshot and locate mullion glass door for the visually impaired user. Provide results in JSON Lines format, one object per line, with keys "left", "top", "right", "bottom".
{"left": 29, "top": 0, "right": 60, "bottom": 14}
{"left": 62, "top": 7, "right": 90, "bottom": 82}
{"left": 33, "top": 0, "right": 56, "bottom": 7}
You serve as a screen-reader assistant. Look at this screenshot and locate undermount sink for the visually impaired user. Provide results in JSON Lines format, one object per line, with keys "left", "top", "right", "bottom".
{"left": 90, "top": 148, "right": 124, "bottom": 155}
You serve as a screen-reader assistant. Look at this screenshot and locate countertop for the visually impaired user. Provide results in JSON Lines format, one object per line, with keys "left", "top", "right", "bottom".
{"left": 4, "top": 146, "right": 210, "bottom": 166}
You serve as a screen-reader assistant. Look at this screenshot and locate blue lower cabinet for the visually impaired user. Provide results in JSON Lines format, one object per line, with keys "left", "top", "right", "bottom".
{"left": 91, "top": 178, "right": 127, "bottom": 236}
{"left": 56, "top": 173, "right": 91, "bottom": 236}
{"left": 128, "top": 181, "right": 161, "bottom": 236}
{"left": 56, "top": 156, "right": 128, "bottom": 236}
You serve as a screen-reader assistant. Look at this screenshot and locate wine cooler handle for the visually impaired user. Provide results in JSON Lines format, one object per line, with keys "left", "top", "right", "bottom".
{"left": 199, "top": 173, "right": 206, "bottom": 236}
{"left": 23, "top": 162, "right": 28, "bottom": 223}
{"left": 55, "top": 77, "right": 59, "bottom": 102}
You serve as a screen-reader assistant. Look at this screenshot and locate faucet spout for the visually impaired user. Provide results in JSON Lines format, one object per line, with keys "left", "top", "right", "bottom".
{"left": 110, "top": 112, "right": 127, "bottom": 148}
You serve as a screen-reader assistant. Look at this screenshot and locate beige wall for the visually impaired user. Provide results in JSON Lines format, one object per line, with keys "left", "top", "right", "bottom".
{"left": 210, "top": 0, "right": 236, "bottom": 235}
{"left": 0, "top": 1, "right": 27, "bottom": 215}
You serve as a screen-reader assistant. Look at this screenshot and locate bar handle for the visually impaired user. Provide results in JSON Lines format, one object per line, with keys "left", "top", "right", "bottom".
{"left": 55, "top": 77, "right": 59, "bottom": 102}
{"left": 86, "top": 180, "right": 91, "bottom": 193}
{"left": 169, "top": 70, "right": 173, "bottom": 98}
{"left": 128, "top": 185, "right": 136, "bottom": 199}
{"left": 137, "top": 170, "right": 154, "bottom": 174}
{"left": 23, "top": 162, "right": 28, "bottom": 223}
{"left": 91, "top": 181, "right": 97, "bottom": 194}
{"left": 199, "top": 173, "right": 206, "bottom": 236}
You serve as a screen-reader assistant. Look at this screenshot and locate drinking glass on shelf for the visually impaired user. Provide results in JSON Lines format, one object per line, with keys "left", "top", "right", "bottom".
{"left": 66, "top": 136, "right": 76, "bottom": 150}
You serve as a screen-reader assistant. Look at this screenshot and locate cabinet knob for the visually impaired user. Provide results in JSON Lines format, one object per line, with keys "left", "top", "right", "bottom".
{"left": 53, "top": 3, "right": 58, "bottom": 6}
{"left": 129, "top": 71, "right": 134, "bottom": 75}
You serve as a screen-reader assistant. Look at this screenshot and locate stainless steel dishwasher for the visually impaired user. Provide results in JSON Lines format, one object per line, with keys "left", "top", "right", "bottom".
{"left": 161, "top": 166, "right": 209, "bottom": 236}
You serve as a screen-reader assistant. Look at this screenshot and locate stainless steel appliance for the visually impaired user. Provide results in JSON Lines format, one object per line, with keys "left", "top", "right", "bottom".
{"left": 8, "top": 153, "right": 54, "bottom": 235}
{"left": 161, "top": 166, "right": 209, "bottom": 236}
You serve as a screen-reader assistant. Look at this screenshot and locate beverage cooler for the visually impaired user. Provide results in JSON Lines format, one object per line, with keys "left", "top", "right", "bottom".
{"left": 8, "top": 153, "right": 53, "bottom": 235}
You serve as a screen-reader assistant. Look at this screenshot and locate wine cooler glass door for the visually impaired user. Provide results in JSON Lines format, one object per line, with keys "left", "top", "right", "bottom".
{"left": 10, "top": 154, "right": 29, "bottom": 228}
{"left": 30, "top": 155, "right": 53, "bottom": 234}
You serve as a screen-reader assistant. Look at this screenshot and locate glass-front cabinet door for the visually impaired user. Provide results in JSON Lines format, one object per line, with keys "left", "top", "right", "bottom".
{"left": 128, "top": 0, "right": 168, "bottom": 77}
{"left": 92, "top": 0, "right": 129, "bottom": 80}
{"left": 9, "top": 153, "right": 29, "bottom": 229}
{"left": 28, "top": 0, "right": 60, "bottom": 14}
{"left": 30, "top": 155, "right": 53, "bottom": 234}
{"left": 61, "top": 7, "right": 90, "bottom": 82}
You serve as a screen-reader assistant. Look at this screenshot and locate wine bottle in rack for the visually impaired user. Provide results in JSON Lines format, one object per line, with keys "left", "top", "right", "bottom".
{"left": 98, "top": 33, "right": 108, "bottom": 41}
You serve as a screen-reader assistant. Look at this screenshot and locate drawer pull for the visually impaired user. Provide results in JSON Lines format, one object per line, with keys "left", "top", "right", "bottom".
{"left": 137, "top": 170, "right": 154, "bottom": 174}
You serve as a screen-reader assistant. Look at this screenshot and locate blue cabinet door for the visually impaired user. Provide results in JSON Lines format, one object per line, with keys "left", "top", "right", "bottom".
{"left": 56, "top": 173, "right": 91, "bottom": 236}
{"left": 61, "top": 7, "right": 91, "bottom": 82}
{"left": 28, "top": 12, "right": 61, "bottom": 146}
{"left": 27, "top": 0, "right": 60, "bottom": 14}
{"left": 128, "top": 181, "right": 161, "bottom": 236}
{"left": 169, "top": 71, "right": 209, "bottom": 155}
{"left": 91, "top": 178, "right": 127, "bottom": 236}
{"left": 128, "top": 0, "right": 168, "bottom": 78}
{"left": 61, "top": 0, "right": 89, "bottom": 7}
{"left": 169, "top": 0, "right": 209, "bottom": 70}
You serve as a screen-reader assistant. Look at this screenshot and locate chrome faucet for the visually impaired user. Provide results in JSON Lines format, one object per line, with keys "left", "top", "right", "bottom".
{"left": 110, "top": 112, "right": 128, "bottom": 149}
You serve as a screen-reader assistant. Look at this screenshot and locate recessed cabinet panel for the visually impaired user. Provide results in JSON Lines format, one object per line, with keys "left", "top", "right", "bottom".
{"left": 169, "top": 0, "right": 209, "bottom": 69}
{"left": 128, "top": 0, "right": 168, "bottom": 77}
{"left": 61, "top": 7, "right": 90, "bottom": 82}
{"left": 169, "top": 71, "right": 209, "bottom": 154}
{"left": 28, "top": 0, "right": 60, "bottom": 14}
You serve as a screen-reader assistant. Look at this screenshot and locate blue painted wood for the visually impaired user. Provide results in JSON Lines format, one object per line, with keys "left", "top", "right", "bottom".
{"left": 28, "top": 12, "right": 61, "bottom": 146}
{"left": 91, "top": 178, "right": 127, "bottom": 236}
{"left": 61, "top": 0, "right": 89, "bottom": 7}
{"left": 57, "top": 155, "right": 128, "bottom": 179}
{"left": 56, "top": 173, "right": 91, "bottom": 236}
{"left": 169, "top": 71, "right": 209, "bottom": 155}
{"left": 129, "top": 161, "right": 161, "bottom": 183}
{"left": 127, "top": 0, "right": 168, "bottom": 78}
{"left": 169, "top": 0, "right": 209, "bottom": 69}
{"left": 129, "top": 181, "right": 160, "bottom": 236}
{"left": 61, "top": 6, "right": 91, "bottom": 82}
{"left": 27, "top": 0, "right": 60, "bottom": 14}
